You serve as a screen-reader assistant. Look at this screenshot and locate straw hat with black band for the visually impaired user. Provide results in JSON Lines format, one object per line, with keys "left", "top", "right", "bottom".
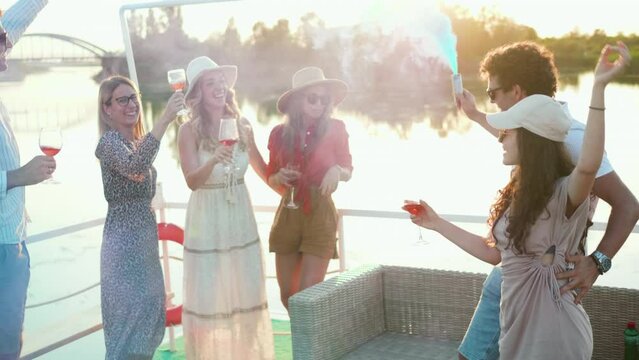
{"left": 276, "top": 66, "right": 348, "bottom": 113}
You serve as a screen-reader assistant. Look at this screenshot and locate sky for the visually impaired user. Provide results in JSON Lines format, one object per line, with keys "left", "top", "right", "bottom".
{"left": 8, "top": 0, "right": 639, "bottom": 52}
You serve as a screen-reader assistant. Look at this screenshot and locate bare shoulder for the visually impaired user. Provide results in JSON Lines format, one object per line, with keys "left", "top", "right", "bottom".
{"left": 178, "top": 121, "right": 197, "bottom": 144}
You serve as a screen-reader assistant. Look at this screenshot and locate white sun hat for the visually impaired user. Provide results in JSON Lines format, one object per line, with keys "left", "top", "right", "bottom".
{"left": 185, "top": 56, "right": 237, "bottom": 98}
{"left": 276, "top": 66, "right": 348, "bottom": 113}
{"left": 486, "top": 94, "right": 571, "bottom": 142}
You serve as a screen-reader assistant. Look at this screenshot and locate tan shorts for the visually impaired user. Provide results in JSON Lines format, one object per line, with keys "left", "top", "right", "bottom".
{"left": 269, "top": 187, "right": 339, "bottom": 259}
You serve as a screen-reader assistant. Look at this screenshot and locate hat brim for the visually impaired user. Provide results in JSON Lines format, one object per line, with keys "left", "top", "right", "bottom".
{"left": 486, "top": 111, "right": 522, "bottom": 131}
{"left": 487, "top": 95, "right": 571, "bottom": 142}
{"left": 276, "top": 79, "right": 348, "bottom": 113}
{"left": 185, "top": 65, "right": 238, "bottom": 98}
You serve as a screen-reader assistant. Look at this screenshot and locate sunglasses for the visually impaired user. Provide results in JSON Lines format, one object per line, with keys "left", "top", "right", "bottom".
{"left": 306, "top": 93, "right": 330, "bottom": 106}
{"left": 108, "top": 93, "right": 140, "bottom": 107}
{"left": 486, "top": 87, "right": 503, "bottom": 101}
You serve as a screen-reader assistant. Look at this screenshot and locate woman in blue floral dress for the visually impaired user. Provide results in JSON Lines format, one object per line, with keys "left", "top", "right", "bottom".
{"left": 96, "top": 75, "right": 182, "bottom": 359}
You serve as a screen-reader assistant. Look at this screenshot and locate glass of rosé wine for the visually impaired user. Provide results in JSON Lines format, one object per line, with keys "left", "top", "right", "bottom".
{"left": 402, "top": 202, "right": 429, "bottom": 245}
{"left": 218, "top": 117, "right": 239, "bottom": 174}
{"left": 285, "top": 162, "right": 301, "bottom": 209}
{"left": 167, "top": 68, "right": 188, "bottom": 123}
{"left": 39, "top": 126, "right": 62, "bottom": 184}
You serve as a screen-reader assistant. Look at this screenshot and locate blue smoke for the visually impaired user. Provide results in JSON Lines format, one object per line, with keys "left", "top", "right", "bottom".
{"left": 433, "top": 14, "right": 458, "bottom": 74}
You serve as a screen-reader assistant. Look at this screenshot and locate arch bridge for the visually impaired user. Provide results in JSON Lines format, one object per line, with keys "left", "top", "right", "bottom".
{"left": 9, "top": 33, "right": 128, "bottom": 77}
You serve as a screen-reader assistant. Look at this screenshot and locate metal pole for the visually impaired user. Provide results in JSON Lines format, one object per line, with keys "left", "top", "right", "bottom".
{"left": 338, "top": 211, "right": 346, "bottom": 272}
{"left": 118, "top": 7, "right": 139, "bottom": 86}
{"left": 118, "top": 0, "right": 241, "bottom": 86}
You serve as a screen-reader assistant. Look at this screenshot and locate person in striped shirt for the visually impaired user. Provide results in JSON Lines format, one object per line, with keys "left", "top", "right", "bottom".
{"left": 0, "top": 1, "right": 51, "bottom": 359}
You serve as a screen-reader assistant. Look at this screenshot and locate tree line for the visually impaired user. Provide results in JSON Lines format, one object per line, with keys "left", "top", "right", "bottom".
{"left": 127, "top": 4, "right": 638, "bottom": 97}
{"left": 125, "top": 5, "right": 638, "bottom": 134}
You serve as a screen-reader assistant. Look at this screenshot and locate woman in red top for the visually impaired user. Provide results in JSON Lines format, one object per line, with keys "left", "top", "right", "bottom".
{"left": 267, "top": 67, "right": 353, "bottom": 309}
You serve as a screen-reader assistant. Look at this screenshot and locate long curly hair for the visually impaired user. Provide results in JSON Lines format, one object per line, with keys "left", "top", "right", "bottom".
{"left": 184, "top": 77, "right": 247, "bottom": 151}
{"left": 480, "top": 42, "right": 559, "bottom": 97}
{"left": 489, "top": 129, "right": 574, "bottom": 254}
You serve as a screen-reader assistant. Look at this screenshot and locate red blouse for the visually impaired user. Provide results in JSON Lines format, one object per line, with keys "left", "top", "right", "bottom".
{"left": 266, "top": 118, "right": 353, "bottom": 213}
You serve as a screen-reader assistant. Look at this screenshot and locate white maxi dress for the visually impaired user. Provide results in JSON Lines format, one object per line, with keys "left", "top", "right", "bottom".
{"left": 182, "top": 141, "right": 274, "bottom": 360}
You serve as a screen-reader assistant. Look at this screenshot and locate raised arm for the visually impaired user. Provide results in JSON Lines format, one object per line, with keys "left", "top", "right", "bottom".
{"left": 96, "top": 131, "right": 160, "bottom": 177}
{"left": 456, "top": 90, "right": 499, "bottom": 138}
{"left": 566, "top": 42, "right": 631, "bottom": 215}
{"left": 95, "top": 92, "right": 181, "bottom": 177}
{"left": 148, "top": 91, "right": 182, "bottom": 142}
{"left": 3, "top": 0, "right": 48, "bottom": 45}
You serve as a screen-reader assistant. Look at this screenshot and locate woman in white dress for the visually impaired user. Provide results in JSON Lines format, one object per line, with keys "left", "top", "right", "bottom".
{"left": 177, "top": 56, "right": 274, "bottom": 360}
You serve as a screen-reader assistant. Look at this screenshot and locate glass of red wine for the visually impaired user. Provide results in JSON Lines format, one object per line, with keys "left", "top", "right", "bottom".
{"left": 402, "top": 202, "right": 429, "bottom": 245}
{"left": 167, "top": 69, "right": 188, "bottom": 123}
{"left": 285, "top": 163, "right": 301, "bottom": 209}
{"left": 39, "top": 126, "right": 62, "bottom": 184}
{"left": 218, "top": 117, "right": 239, "bottom": 174}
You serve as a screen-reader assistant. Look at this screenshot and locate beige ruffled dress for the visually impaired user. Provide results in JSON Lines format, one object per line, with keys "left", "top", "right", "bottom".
{"left": 494, "top": 177, "right": 593, "bottom": 359}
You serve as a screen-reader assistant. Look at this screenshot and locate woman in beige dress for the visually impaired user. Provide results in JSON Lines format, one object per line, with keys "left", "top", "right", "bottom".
{"left": 407, "top": 42, "right": 630, "bottom": 359}
{"left": 177, "top": 56, "right": 274, "bottom": 359}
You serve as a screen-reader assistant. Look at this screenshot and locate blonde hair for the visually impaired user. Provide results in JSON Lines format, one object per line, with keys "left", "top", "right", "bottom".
{"left": 98, "top": 75, "right": 145, "bottom": 139}
{"left": 184, "top": 73, "right": 247, "bottom": 150}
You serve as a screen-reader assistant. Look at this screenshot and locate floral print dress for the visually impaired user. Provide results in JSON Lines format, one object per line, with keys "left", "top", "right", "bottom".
{"left": 95, "top": 130, "right": 165, "bottom": 359}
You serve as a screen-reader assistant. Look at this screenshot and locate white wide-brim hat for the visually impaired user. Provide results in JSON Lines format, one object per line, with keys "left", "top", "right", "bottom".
{"left": 185, "top": 56, "right": 238, "bottom": 98}
{"left": 276, "top": 66, "right": 348, "bottom": 113}
{"left": 487, "top": 94, "right": 571, "bottom": 142}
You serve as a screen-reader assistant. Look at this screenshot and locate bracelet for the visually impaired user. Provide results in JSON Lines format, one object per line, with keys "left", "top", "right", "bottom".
{"left": 589, "top": 106, "right": 605, "bottom": 111}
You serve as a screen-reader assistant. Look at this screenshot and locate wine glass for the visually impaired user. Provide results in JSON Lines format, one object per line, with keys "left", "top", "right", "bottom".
{"left": 167, "top": 69, "right": 188, "bottom": 123}
{"left": 285, "top": 163, "right": 301, "bottom": 209}
{"left": 218, "top": 117, "right": 239, "bottom": 174}
{"left": 402, "top": 202, "right": 429, "bottom": 245}
{"left": 39, "top": 127, "right": 62, "bottom": 184}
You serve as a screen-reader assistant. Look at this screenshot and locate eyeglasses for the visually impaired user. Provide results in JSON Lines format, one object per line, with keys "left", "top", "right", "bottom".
{"left": 306, "top": 93, "right": 330, "bottom": 106}
{"left": 109, "top": 93, "right": 140, "bottom": 107}
{"left": 486, "top": 87, "right": 503, "bottom": 101}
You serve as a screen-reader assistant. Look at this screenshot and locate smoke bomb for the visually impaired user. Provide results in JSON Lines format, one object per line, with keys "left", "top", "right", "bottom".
{"left": 451, "top": 73, "right": 463, "bottom": 95}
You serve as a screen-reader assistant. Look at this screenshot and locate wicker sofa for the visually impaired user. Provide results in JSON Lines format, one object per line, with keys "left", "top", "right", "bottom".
{"left": 289, "top": 264, "right": 639, "bottom": 360}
